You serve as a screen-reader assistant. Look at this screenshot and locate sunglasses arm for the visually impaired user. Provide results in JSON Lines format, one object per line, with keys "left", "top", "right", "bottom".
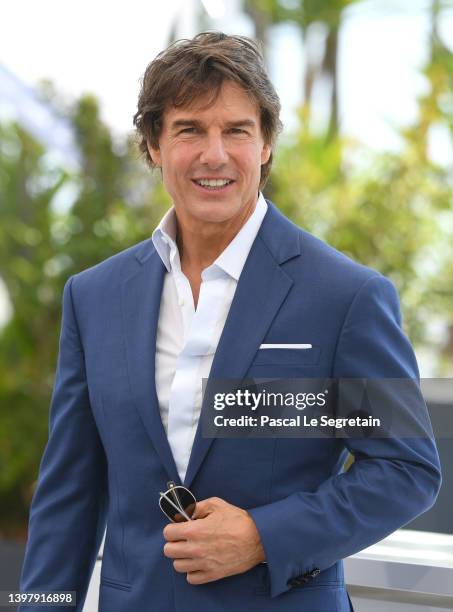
{"left": 159, "top": 491, "right": 193, "bottom": 521}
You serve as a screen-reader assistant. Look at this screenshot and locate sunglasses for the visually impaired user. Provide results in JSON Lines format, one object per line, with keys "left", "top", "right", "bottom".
{"left": 159, "top": 481, "right": 197, "bottom": 523}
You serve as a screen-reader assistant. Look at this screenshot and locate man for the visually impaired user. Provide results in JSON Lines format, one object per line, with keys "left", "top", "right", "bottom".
{"left": 19, "top": 32, "right": 441, "bottom": 612}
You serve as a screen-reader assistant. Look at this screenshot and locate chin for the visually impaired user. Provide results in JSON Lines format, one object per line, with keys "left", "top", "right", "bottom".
{"left": 194, "top": 211, "right": 234, "bottom": 224}
{"left": 191, "top": 202, "right": 239, "bottom": 224}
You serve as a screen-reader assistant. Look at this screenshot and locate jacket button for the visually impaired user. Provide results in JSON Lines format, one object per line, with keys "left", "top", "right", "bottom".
{"left": 309, "top": 568, "right": 321, "bottom": 578}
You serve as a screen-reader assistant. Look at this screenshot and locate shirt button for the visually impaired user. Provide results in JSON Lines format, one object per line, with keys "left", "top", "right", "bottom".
{"left": 178, "top": 297, "right": 184, "bottom": 307}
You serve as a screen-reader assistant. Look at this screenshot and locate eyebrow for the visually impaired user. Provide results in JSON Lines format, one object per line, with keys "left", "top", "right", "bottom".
{"left": 170, "top": 118, "right": 257, "bottom": 131}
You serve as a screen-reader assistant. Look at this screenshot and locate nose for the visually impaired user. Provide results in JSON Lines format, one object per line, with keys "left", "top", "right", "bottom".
{"left": 199, "top": 132, "right": 228, "bottom": 168}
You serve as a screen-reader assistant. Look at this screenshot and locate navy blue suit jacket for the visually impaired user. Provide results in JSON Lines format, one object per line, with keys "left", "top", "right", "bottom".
{"left": 19, "top": 201, "right": 441, "bottom": 611}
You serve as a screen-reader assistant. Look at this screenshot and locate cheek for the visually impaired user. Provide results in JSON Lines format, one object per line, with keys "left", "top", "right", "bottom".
{"left": 235, "top": 146, "right": 260, "bottom": 168}
{"left": 161, "top": 157, "right": 190, "bottom": 188}
{"left": 161, "top": 143, "right": 193, "bottom": 172}
{"left": 242, "top": 152, "right": 264, "bottom": 179}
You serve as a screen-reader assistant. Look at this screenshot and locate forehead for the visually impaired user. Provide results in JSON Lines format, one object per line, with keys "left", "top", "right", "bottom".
{"left": 162, "top": 81, "right": 261, "bottom": 126}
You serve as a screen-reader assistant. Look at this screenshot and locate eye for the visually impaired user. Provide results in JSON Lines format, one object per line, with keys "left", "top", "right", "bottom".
{"left": 229, "top": 128, "right": 246, "bottom": 134}
{"left": 179, "top": 127, "right": 197, "bottom": 134}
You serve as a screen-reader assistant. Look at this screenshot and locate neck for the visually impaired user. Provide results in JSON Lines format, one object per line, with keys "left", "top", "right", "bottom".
{"left": 175, "top": 197, "right": 257, "bottom": 272}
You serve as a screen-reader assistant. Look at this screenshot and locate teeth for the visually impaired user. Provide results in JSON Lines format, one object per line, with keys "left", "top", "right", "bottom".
{"left": 196, "top": 179, "right": 232, "bottom": 187}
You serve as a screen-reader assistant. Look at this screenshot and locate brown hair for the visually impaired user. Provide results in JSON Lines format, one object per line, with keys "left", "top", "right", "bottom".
{"left": 133, "top": 32, "right": 282, "bottom": 188}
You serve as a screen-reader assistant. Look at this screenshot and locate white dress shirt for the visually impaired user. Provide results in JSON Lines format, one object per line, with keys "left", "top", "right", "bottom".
{"left": 151, "top": 192, "right": 268, "bottom": 481}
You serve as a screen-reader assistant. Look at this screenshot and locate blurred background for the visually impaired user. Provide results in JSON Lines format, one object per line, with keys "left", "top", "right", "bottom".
{"left": 1, "top": 0, "right": 452, "bottom": 593}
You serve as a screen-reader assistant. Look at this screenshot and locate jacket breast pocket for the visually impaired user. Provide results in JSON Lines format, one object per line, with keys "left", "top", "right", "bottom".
{"left": 252, "top": 346, "right": 321, "bottom": 366}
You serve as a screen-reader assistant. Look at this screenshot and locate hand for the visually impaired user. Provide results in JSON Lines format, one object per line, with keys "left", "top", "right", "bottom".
{"left": 162, "top": 496, "right": 265, "bottom": 585}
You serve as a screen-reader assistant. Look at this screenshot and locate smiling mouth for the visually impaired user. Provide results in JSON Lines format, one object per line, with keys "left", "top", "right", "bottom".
{"left": 192, "top": 178, "right": 235, "bottom": 190}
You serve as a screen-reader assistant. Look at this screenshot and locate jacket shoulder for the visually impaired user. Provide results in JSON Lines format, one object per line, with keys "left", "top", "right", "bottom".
{"left": 70, "top": 237, "right": 154, "bottom": 292}
{"left": 299, "top": 227, "right": 381, "bottom": 287}
{"left": 264, "top": 201, "right": 384, "bottom": 292}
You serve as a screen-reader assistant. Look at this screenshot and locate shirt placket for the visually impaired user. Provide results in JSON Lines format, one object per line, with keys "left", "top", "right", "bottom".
{"left": 166, "top": 261, "right": 228, "bottom": 481}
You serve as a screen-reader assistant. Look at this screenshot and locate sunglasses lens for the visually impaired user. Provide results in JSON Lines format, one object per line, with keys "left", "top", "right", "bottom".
{"left": 160, "top": 487, "right": 196, "bottom": 522}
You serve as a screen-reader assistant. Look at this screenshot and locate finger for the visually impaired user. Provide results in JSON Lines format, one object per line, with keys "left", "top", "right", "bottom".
{"left": 163, "top": 522, "right": 191, "bottom": 542}
{"left": 186, "top": 570, "right": 216, "bottom": 585}
{"left": 173, "top": 558, "right": 205, "bottom": 573}
{"left": 163, "top": 542, "right": 192, "bottom": 559}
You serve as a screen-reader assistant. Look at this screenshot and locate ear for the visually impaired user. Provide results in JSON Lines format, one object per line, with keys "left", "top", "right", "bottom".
{"left": 147, "top": 140, "right": 162, "bottom": 166}
{"left": 261, "top": 143, "right": 271, "bottom": 165}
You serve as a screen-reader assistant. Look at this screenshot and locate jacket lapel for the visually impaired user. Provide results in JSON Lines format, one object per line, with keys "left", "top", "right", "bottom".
{"left": 121, "top": 241, "right": 181, "bottom": 484}
{"left": 184, "top": 203, "right": 300, "bottom": 487}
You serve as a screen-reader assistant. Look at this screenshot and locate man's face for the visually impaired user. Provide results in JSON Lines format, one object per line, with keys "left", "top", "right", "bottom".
{"left": 148, "top": 80, "right": 271, "bottom": 226}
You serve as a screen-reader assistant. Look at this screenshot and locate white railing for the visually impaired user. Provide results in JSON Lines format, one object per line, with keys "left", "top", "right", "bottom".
{"left": 345, "top": 529, "right": 453, "bottom": 611}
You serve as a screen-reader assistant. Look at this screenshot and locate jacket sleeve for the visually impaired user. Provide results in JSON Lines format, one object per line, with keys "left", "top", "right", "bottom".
{"left": 248, "top": 275, "right": 442, "bottom": 598}
{"left": 18, "top": 276, "right": 108, "bottom": 612}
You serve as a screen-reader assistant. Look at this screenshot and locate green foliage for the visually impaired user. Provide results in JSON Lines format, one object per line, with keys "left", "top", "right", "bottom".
{"left": 245, "top": 0, "right": 362, "bottom": 29}
{"left": 0, "top": 98, "right": 167, "bottom": 536}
